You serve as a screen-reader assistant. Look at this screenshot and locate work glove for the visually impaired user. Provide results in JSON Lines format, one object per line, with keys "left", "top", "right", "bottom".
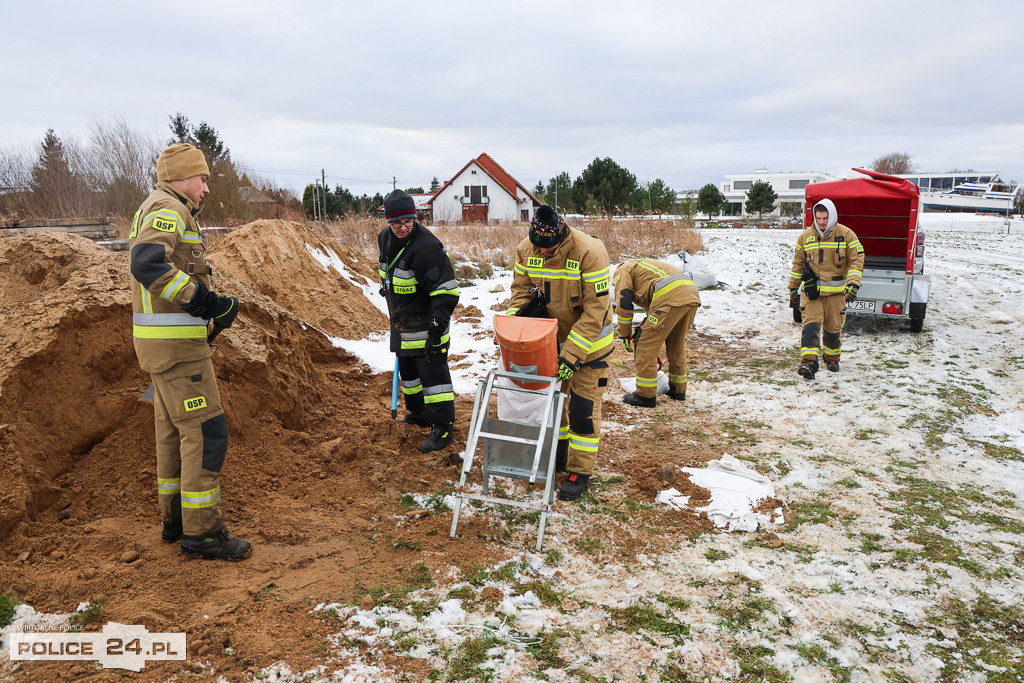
{"left": 555, "top": 359, "right": 576, "bottom": 383}
{"left": 213, "top": 296, "right": 239, "bottom": 330}
{"left": 181, "top": 281, "right": 235, "bottom": 323}
{"left": 620, "top": 334, "right": 634, "bottom": 354}
{"left": 844, "top": 283, "right": 859, "bottom": 303}
{"left": 789, "top": 288, "right": 800, "bottom": 307}
{"left": 427, "top": 315, "right": 447, "bottom": 357}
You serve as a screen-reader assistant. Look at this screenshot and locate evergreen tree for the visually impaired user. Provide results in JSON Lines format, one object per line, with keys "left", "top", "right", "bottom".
{"left": 744, "top": 179, "right": 778, "bottom": 220}
{"left": 166, "top": 113, "right": 240, "bottom": 222}
{"left": 545, "top": 172, "right": 574, "bottom": 213}
{"left": 29, "top": 129, "right": 85, "bottom": 216}
{"left": 646, "top": 178, "right": 677, "bottom": 214}
{"left": 677, "top": 191, "right": 698, "bottom": 222}
{"left": 405, "top": 187, "right": 424, "bottom": 194}
{"left": 572, "top": 157, "right": 641, "bottom": 215}
{"left": 429, "top": 176, "right": 441, "bottom": 192}
{"left": 696, "top": 183, "right": 726, "bottom": 219}
{"left": 533, "top": 181, "right": 545, "bottom": 203}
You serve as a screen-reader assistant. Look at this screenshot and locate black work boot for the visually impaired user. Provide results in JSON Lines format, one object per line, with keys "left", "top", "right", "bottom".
{"left": 623, "top": 392, "right": 657, "bottom": 408}
{"left": 666, "top": 390, "right": 686, "bottom": 401}
{"left": 797, "top": 360, "right": 819, "bottom": 379}
{"left": 418, "top": 423, "right": 454, "bottom": 453}
{"left": 826, "top": 358, "right": 840, "bottom": 373}
{"left": 162, "top": 521, "right": 182, "bottom": 542}
{"left": 554, "top": 440, "right": 568, "bottom": 473}
{"left": 181, "top": 525, "right": 252, "bottom": 561}
{"left": 402, "top": 412, "right": 431, "bottom": 427}
{"left": 558, "top": 472, "right": 591, "bottom": 501}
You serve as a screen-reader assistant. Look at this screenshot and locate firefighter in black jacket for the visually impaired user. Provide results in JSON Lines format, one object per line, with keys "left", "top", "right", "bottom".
{"left": 378, "top": 190, "right": 460, "bottom": 452}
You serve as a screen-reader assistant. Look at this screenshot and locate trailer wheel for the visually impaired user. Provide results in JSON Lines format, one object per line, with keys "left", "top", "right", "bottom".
{"left": 792, "top": 307, "right": 802, "bottom": 324}
{"left": 910, "top": 317, "right": 924, "bottom": 333}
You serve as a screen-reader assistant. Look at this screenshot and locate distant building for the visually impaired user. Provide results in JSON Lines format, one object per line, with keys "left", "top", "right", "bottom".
{"left": 429, "top": 153, "right": 541, "bottom": 224}
{"left": 719, "top": 169, "right": 833, "bottom": 218}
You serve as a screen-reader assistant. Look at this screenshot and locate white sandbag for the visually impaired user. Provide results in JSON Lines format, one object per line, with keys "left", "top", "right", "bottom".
{"left": 665, "top": 251, "right": 718, "bottom": 289}
{"left": 495, "top": 375, "right": 558, "bottom": 426}
{"left": 618, "top": 371, "right": 670, "bottom": 395}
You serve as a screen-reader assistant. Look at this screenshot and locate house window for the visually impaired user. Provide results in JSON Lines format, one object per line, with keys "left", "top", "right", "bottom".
{"left": 788, "top": 179, "right": 809, "bottom": 190}
{"left": 733, "top": 180, "right": 752, "bottom": 190}
{"left": 468, "top": 185, "right": 487, "bottom": 204}
{"left": 723, "top": 184, "right": 731, "bottom": 192}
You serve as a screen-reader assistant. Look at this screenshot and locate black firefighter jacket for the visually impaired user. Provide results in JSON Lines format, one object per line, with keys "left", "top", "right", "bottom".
{"left": 377, "top": 222, "right": 460, "bottom": 356}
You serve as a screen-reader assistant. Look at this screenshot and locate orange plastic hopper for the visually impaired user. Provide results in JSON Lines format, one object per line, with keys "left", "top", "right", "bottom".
{"left": 492, "top": 314, "right": 559, "bottom": 389}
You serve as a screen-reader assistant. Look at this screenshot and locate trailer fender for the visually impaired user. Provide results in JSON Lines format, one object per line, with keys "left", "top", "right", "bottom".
{"left": 911, "top": 274, "right": 930, "bottom": 304}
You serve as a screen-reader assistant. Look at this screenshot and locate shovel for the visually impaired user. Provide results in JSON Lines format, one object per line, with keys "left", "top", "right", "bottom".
{"left": 140, "top": 325, "right": 225, "bottom": 403}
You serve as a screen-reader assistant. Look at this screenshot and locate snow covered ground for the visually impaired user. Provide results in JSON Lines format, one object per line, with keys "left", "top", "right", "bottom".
{"left": 256, "top": 216, "right": 1024, "bottom": 681}
{"left": 5, "top": 216, "right": 1022, "bottom": 681}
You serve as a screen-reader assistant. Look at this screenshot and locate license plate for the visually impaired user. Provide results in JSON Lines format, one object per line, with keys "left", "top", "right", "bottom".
{"left": 847, "top": 300, "right": 875, "bottom": 312}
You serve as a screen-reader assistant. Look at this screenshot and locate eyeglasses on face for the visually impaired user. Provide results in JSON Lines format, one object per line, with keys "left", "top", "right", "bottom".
{"left": 392, "top": 218, "right": 414, "bottom": 228}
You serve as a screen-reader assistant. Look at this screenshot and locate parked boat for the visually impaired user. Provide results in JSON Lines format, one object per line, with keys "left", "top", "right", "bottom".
{"left": 919, "top": 179, "right": 1020, "bottom": 214}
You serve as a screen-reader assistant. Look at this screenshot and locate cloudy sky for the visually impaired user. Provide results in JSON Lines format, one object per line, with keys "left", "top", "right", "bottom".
{"left": 3, "top": 0, "right": 1022, "bottom": 196}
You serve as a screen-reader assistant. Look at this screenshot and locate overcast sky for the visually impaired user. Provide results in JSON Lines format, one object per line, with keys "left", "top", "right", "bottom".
{"left": 3, "top": 0, "right": 1023, "bottom": 196}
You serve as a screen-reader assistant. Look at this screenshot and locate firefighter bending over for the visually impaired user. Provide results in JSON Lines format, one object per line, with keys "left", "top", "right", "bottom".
{"left": 508, "top": 205, "right": 614, "bottom": 501}
{"left": 788, "top": 198, "right": 864, "bottom": 379}
{"left": 614, "top": 259, "right": 701, "bottom": 407}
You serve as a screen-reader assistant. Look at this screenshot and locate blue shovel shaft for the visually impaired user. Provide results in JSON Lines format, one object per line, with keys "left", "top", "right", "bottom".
{"left": 391, "top": 356, "right": 399, "bottom": 419}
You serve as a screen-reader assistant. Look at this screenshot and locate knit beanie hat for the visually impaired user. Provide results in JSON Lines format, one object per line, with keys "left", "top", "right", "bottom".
{"left": 156, "top": 143, "right": 210, "bottom": 182}
{"left": 529, "top": 205, "right": 567, "bottom": 248}
{"left": 384, "top": 189, "right": 417, "bottom": 223}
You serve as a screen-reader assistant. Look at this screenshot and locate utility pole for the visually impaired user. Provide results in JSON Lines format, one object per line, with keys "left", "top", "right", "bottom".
{"left": 312, "top": 181, "right": 319, "bottom": 222}
{"left": 321, "top": 169, "right": 327, "bottom": 222}
{"left": 392, "top": 176, "right": 397, "bottom": 190}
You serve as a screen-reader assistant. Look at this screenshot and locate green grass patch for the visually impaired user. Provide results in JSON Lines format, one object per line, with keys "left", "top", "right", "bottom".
{"left": 0, "top": 594, "right": 17, "bottom": 629}
{"left": 795, "top": 642, "right": 850, "bottom": 681}
{"left": 253, "top": 583, "right": 278, "bottom": 603}
{"left": 465, "top": 560, "right": 523, "bottom": 587}
{"left": 392, "top": 538, "right": 424, "bottom": 551}
{"left": 924, "top": 593, "right": 1024, "bottom": 681}
{"left": 704, "top": 548, "right": 730, "bottom": 563}
{"left": 608, "top": 603, "right": 689, "bottom": 638}
{"left": 526, "top": 627, "right": 569, "bottom": 668}
{"left": 355, "top": 562, "right": 434, "bottom": 608}
{"left": 730, "top": 644, "right": 790, "bottom": 682}
{"left": 441, "top": 633, "right": 504, "bottom": 681}
{"left": 68, "top": 600, "right": 107, "bottom": 631}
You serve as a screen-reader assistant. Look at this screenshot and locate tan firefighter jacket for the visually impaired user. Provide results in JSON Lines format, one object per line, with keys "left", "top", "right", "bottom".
{"left": 788, "top": 223, "right": 864, "bottom": 297}
{"left": 129, "top": 183, "right": 213, "bottom": 373}
{"left": 613, "top": 259, "right": 701, "bottom": 338}
{"left": 509, "top": 226, "right": 614, "bottom": 369}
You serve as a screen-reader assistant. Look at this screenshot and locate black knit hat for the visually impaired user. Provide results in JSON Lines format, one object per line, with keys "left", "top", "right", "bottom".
{"left": 529, "top": 205, "right": 567, "bottom": 248}
{"left": 384, "top": 189, "right": 417, "bottom": 224}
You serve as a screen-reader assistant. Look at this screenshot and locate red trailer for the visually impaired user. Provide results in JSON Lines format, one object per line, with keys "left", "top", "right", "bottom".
{"left": 802, "top": 168, "right": 930, "bottom": 332}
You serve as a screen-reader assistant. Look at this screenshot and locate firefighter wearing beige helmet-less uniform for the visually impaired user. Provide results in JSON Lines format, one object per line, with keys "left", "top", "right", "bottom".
{"left": 129, "top": 143, "right": 250, "bottom": 560}
{"left": 788, "top": 198, "right": 864, "bottom": 380}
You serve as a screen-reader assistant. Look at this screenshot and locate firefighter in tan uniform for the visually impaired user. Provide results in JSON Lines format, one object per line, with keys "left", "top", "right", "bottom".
{"left": 614, "top": 259, "right": 701, "bottom": 407}
{"left": 129, "top": 143, "right": 250, "bottom": 560}
{"left": 788, "top": 198, "right": 864, "bottom": 379}
{"left": 508, "top": 206, "right": 614, "bottom": 501}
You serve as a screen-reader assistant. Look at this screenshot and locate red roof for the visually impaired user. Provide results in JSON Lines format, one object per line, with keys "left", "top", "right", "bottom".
{"left": 428, "top": 154, "right": 541, "bottom": 206}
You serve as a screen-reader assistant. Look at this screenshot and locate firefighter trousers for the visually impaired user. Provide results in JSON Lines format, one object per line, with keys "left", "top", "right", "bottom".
{"left": 150, "top": 357, "right": 228, "bottom": 537}
{"left": 634, "top": 303, "right": 698, "bottom": 398}
{"left": 800, "top": 293, "right": 847, "bottom": 362}
{"left": 558, "top": 360, "right": 609, "bottom": 476}
{"left": 399, "top": 350, "right": 455, "bottom": 426}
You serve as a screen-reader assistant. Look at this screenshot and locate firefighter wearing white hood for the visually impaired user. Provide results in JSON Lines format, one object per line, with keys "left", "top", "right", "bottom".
{"left": 787, "top": 198, "right": 864, "bottom": 379}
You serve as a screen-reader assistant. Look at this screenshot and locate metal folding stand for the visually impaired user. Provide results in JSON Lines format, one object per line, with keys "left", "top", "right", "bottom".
{"left": 449, "top": 368, "right": 565, "bottom": 551}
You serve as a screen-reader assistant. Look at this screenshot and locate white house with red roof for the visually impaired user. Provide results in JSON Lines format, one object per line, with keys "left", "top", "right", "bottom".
{"left": 429, "top": 153, "right": 541, "bottom": 224}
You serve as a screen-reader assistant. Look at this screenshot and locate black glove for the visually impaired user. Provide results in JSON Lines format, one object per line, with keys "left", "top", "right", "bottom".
{"left": 213, "top": 296, "right": 239, "bottom": 329}
{"left": 180, "top": 281, "right": 218, "bottom": 319}
{"left": 427, "top": 315, "right": 447, "bottom": 357}
{"left": 844, "top": 284, "right": 859, "bottom": 303}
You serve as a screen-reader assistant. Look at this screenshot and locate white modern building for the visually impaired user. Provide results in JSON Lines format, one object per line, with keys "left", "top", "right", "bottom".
{"left": 719, "top": 168, "right": 833, "bottom": 218}
{"left": 429, "top": 153, "right": 541, "bottom": 224}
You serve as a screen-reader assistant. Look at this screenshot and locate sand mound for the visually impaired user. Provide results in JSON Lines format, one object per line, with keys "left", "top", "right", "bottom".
{"left": 209, "top": 219, "right": 388, "bottom": 340}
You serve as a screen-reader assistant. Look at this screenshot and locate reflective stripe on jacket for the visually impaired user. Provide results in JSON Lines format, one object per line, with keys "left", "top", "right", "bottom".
{"left": 613, "top": 259, "right": 701, "bottom": 338}
{"left": 129, "top": 183, "right": 212, "bottom": 374}
{"left": 377, "top": 222, "right": 460, "bottom": 356}
{"left": 788, "top": 223, "right": 864, "bottom": 295}
{"left": 509, "top": 227, "right": 613, "bottom": 368}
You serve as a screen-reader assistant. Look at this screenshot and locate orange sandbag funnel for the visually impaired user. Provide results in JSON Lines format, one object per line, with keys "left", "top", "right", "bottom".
{"left": 493, "top": 314, "right": 559, "bottom": 389}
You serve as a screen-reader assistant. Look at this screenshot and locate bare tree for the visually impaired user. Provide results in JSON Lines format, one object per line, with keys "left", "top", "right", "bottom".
{"left": 86, "top": 116, "right": 162, "bottom": 216}
{"left": 872, "top": 152, "right": 915, "bottom": 175}
{"left": 0, "top": 145, "right": 33, "bottom": 217}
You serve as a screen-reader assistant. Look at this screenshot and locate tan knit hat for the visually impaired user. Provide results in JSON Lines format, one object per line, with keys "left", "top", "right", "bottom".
{"left": 156, "top": 143, "right": 210, "bottom": 182}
